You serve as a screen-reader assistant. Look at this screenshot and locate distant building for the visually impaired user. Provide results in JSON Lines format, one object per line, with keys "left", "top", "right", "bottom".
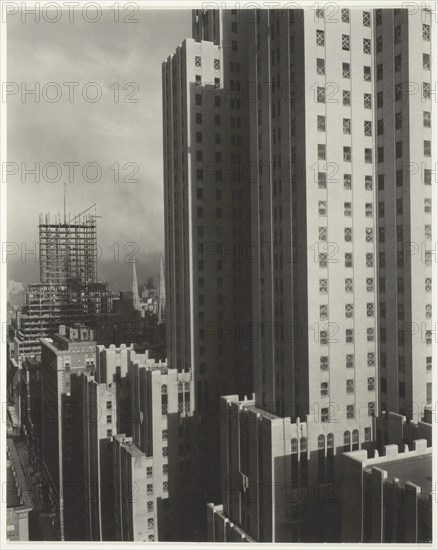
{"left": 341, "top": 440, "right": 432, "bottom": 542}
{"left": 6, "top": 438, "right": 34, "bottom": 541}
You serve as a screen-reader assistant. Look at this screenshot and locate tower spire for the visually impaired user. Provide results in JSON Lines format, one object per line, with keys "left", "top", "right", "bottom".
{"left": 158, "top": 256, "right": 166, "bottom": 324}
{"left": 132, "top": 261, "right": 140, "bottom": 311}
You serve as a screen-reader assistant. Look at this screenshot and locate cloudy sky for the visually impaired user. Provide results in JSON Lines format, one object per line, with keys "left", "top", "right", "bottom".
{"left": 6, "top": 8, "right": 191, "bottom": 289}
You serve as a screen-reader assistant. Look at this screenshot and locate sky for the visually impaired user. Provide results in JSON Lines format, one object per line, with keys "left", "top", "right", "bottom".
{"left": 6, "top": 8, "right": 191, "bottom": 290}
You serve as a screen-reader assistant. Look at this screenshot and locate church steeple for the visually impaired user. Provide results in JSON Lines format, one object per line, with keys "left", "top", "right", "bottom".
{"left": 132, "top": 261, "right": 140, "bottom": 311}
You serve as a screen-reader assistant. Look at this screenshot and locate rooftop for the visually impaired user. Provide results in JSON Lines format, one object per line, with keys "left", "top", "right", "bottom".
{"left": 372, "top": 454, "right": 433, "bottom": 496}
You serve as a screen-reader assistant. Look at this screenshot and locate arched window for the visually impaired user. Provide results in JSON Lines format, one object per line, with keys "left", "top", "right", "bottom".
{"left": 318, "top": 434, "right": 325, "bottom": 449}
{"left": 291, "top": 438, "right": 298, "bottom": 454}
{"left": 352, "top": 429, "right": 359, "bottom": 450}
{"left": 344, "top": 430, "right": 351, "bottom": 451}
{"left": 327, "top": 433, "right": 334, "bottom": 448}
{"left": 300, "top": 437, "right": 307, "bottom": 452}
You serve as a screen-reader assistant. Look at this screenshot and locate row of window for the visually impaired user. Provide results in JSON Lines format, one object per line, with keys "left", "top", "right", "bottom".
{"left": 322, "top": 402, "right": 375, "bottom": 422}
{"left": 317, "top": 87, "right": 372, "bottom": 108}
{"left": 316, "top": 59, "right": 372, "bottom": 81}
{"left": 319, "top": 278, "right": 375, "bottom": 295}
{"left": 317, "top": 302, "right": 375, "bottom": 319}
{"left": 317, "top": 201, "right": 373, "bottom": 218}
{"left": 146, "top": 464, "right": 169, "bottom": 477}
{"left": 320, "top": 377, "right": 375, "bottom": 397}
{"left": 195, "top": 56, "right": 221, "bottom": 70}
{"left": 316, "top": 143, "right": 373, "bottom": 163}
{"left": 316, "top": 30, "right": 371, "bottom": 54}
{"left": 320, "top": 353, "right": 375, "bottom": 371}
{"left": 319, "top": 226, "right": 374, "bottom": 244}
{"left": 375, "top": 83, "right": 431, "bottom": 105}
{"left": 320, "top": 327, "right": 375, "bottom": 344}
{"left": 315, "top": 8, "right": 370, "bottom": 26}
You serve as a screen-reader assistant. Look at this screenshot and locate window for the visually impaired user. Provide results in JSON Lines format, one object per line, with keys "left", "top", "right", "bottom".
{"left": 319, "top": 203, "right": 327, "bottom": 218}
{"left": 341, "top": 9, "right": 349, "bottom": 23}
{"left": 317, "top": 86, "right": 326, "bottom": 103}
{"left": 106, "top": 401, "right": 112, "bottom": 410}
{"left": 366, "top": 228, "right": 373, "bottom": 242}
{"left": 344, "top": 174, "right": 352, "bottom": 190}
{"left": 162, "top": 447, "right": 168, "bottom": 457}
{"left": 342, "top": 34, "right": 350, "bottom": 51}
{"left": 396, "top": 141, "right": 403, "bottom": 158}
{"left": 342, "top": 62, "right": 350, "bottom": 78}
{"left": 346, "top": 379, "right": 354, "bottom": 394}
{"left": 321, "top": 382, "right": 329, "bottom": 397}
{"left": 346, "top": 329, "right": 353, "bottom": 343}
{"left": 426, "top": 304, "right": 432, "bottom": 319}
{"left": 368, "top": 402, "right": 376, "bottom": 416}
{"left": 319, "top": 226, "right": 327, "bottom": 241}
{"left": 364, "top": 93, "right": 372, "bottom": 109}
{"left": 365, "top": 175, "right": 373, "bottom": 190}
{"left": 318, "top": 144, "right": 326, "bottom": 160}
{"left": 196, "top": 131, "right": 202, "bottom": 143}
{"left": 232, "top": 40, "right": 238, "bottom": 51}
{"left": 316, "top": 30, "right": 325, "bottom": 46}
{"left": 107, "top": 429, "right": 112, "bottom": 437}
{"left": 365, "top": 149, "right": 372, "bottom": 163}
{"left": 343, "top": 90, "right": 351, "bottom": 106}
{"left": 376, "top": 9, "right": 382, "bottom": 25}
{"left": 195, "top": 56, "right": 201, "bottom": 67}
{"left": 423, "top": 82, "right": 430, "bottom": 100}
{"left": 377, "top": 64, "right": 383, "bottom": 80}
{"left": 377, "top": 36, "right": 383, "bottom": 53}
{"left": 320, "top": 356, "right": 329, "bottom": 371}
{"left": 426, "top": 278, "right": 432, "bottom": 292}
{"left": 367, "top": 353, "right": 375, "bottom": 367}
{"left": 214, "top": 58, "right": 220, "bottom": 70}
{"left": 365, "top": 203, "right": 373, "bottom": 218}
{"left": 106, "top": 415, "right": 112, "bottom": 423}
{"left": 317, "top": 115, "right": 326, "bottom": 131}
{"left": 317, "top": 58, "right": 325, "bottom": 75}
{"left": 423, "top": 24, "right": 430, "bottom": 41}
{"left": 424, "top": 140, "right": 431, "bottom": 157}
{"left": 394, "top": 25, "right": 401, "bottom": 43}
{"left": 426, "top": 356, "right": 432, "bottom": 371}
{"left": 423, "top": 53, "right": 430, "bottom": 70}
{"left": 344, "top": 431, "right": 351, "bottom": 449}
{"left": 363, "top": 38, "right": 371, "bottom": 54}
{"left": 291, "top": 438, "right": 298, "bottom": 453}
{"left": 344, "top": 202, "right": 352, "bottom": 216}
{"left": 345, "top": 278, "right": 353, "bottom": 293}
{"left": 344, "top": 146, "right": 351, "bottom": 162}
{"left": 347, "top": 405, "right": 355, "bottom": 419}
{"left": 318, "top": 172, "right": 327, "bottom": 188}
{"left": 319, "top": 278, "right": 327, "bottom": 294}
{"left": 367, "top": 328, "right": 374, "bottom": 342}
{"left": 346, "top": 354, "right": 354, "bottom": 369}
{"left": 345, "top": 303, "right": 354, "bottom": 318}
{"left": 425, "top": 198, "right": 432, "bottom": 213}
{"left": 367, "top": 303, "right": 374, "bottom": 317}
{"left": 320, "top": 330, "right": 328, "bottom": 345}
{"left": 147, "top": 484, "right": 153, "bottom": 495}
{"left": 345, "top": 253, "right": 353, "bottom": 268}
{"left": 321, "top": 408, "right": 330, "bottom": 422}
{"left": 364, "top": 121, "right": 372, "bottom": 136}
{"left": 147, "top": 466, "right": 153, "bottom": 477}
{"left": 363, "top": 11, "right": 370, "bottom": 26}
{"left": 343, "top": 118, "right": 351, "bottom": 135}
{"left": 424, "top": 111, "right": 431, "bottom": 128}
{"left": 395, "top": 112, "right": 402, "bottom": 130}
{"left": 319, "top": 253, "right": 328, "bottom": 268}
{"left": 366, "top": 278, "right": 374, "bottom": 292}
{"left": 377, "top": 91, "right": 383, "bottom": 108}
{"left": 345, "top": 227, "right": 352, "bottom": 242}
{"left": 425, "top": 224, "right": 432, "bottom": 240}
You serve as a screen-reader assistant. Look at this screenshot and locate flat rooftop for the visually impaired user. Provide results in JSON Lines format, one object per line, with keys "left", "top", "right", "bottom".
{"left": 367, "top": 454, "right": 432, "bottom": 496}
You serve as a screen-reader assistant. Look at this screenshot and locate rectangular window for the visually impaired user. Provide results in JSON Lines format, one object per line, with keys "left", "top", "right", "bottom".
{"left": 345, "top": 278, "right": 353, "bottom": 293}
{"left": 342, "top": 62, "right": 350, "bottom": 78}
{"left": 345, "top": 253, "right": 353, "bottom": 267}
{"left": 318, "top": 172, "right": 327, "bottom": 188}
{"left": 423, "top": 53, "right": 430, "bottom": 70}
{"left": 365, "top": 203, "right": 373, "bottom": 218}
{"left": 317, "top": 115, "right": 326, "bottom": 131}
{"left": 366, "top": 228, "right": 373, "bottom": 242}
{"left": 364, "top": 93, "right": 372, "bottom": 109}
{"left": 367, "top": 353, "right": 375, "bottom": 367}
{"left": 367, "top": 303, "right": 374, "bottom": 317}
{"left": 343, "top": 90, "right": 351, "bottom": 106}
{"left": 343, "top": 118, "right": 351, "bottom": 134}
{"left": 423, "top": 82, "right": 430, "bottom": 100}
{"left": 425, "top": 198, "right": 432, "bottom": 213}
{"left": 363, "top": 11, "right": 370, "bottom": 26}
{"left": 394, "top": 25, "right": 401, "bottom": 43}
{"left": 319, "top": 278, "right": 327, "bottom": 294}
{"left": 346, "top": 379, "right": 354, "bottom": 394}
{"left": 363, "top": 38, "right": 371, "bottom": 54}
{"left": 319, "top": 253, "right": 328, "bottom": 268}
{"left": 344, "top": 146, "right": 351, "bottom": 162}
{"left": 423, "top": 24, "right": 430, "bottom": 41}
{"left": 424, "top": 111, "right": 431, "bottom": 128}
{"left": 345, "top": 303, "right": 354, "bottom": 318}
{"left": 341, "top": 8, "right": 349, "bottom": 23}
{"left": 344, "top": 174, "right": 352, "bottom": 190}
{"left": 395, "top": 112, "right": 402, "bottom": 130}
{"left": 365, "top": 175, "right": 373, "bottom": 190}
{"left": 377, "top": 36, "right": 383, "bottom": 53}
{"left": 365, "top": 149, "right": 372, "bottom": 163}
{"left": 342, "top": 34, "right": 350, "bottom": 51}
{"left": 367, "top": 328, "right": 374, "bottom": 342}
{"left": 395, "top": 54, "right": 401, "bottom": 72}
{"left": 366, "top": 253, "right": 373, "bottom": 267}
{"left": 317, "top": 58, "right": 325, "bottom": 75}
{"left": 347, "top": 405, "right": 355, "bottom": 419}
{"left": 344, "top": 202, "right": 352, "bottom": 216}
{"left": 346, "top": 329, "right": 353, "bottom": 344}
{"left": 320, "top": 304, "right": 328, "bottom": 320}
{"left": 364, "top": 121, "right": 372, "bottom": 136}
{"left": 320, "top": 356, "right": 329, "bottom": 371}
{"left": 318, "top": 144, "right": 326, "bottom": 160}
{"left": 346, "top": 354, "right": 354, "bottom": 369}
{"left": 195, "top": 56, "right": 201, "bottom": 67}
{"left": 368, "top": 402, "right": 376, "bottom": 416}
{"left": 321, "top": 382, "right": 329, "bottom": 397}
{"left": 316, "top": 30, "right": 325, "bottom": 46}
{"left": 366, "top": 278, "right": 374, "bottom": 292}
{"left": 317, "top": 86, "right": 326, "bottom": 103}
{"left": 319, "top": 226, "right": 327, "bottom": 241}
{"left": 319, "top": 201, "right": 327, "bottom": 216}
{"left": 424, "top": 140, "right": 431, "bottom": 157}
{"left": 345, "top": 227, "right": 352, "bottom": 242}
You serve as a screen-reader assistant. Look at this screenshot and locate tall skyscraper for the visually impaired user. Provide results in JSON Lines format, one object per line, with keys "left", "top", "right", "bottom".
{"left": 162, "top": 9, "right": 253, "bottom": 538}
{"left": 158, "top": 256, "right": 166, "bottom": 325}
{"left": 162, "top": 6, "right": 433, "bottom": 543}
{"left": 375, "top": 8, "right": 433, "bottom": 420}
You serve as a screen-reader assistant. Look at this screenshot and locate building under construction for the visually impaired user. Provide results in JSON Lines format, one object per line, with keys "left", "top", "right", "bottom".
{"left": 8, "top": 210, "right": 112, "bottom": 362}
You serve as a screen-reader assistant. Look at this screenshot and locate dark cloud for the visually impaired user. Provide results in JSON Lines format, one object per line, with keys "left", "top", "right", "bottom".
{"left": 6, "top": 8, "right": 191, "bottom": 289}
